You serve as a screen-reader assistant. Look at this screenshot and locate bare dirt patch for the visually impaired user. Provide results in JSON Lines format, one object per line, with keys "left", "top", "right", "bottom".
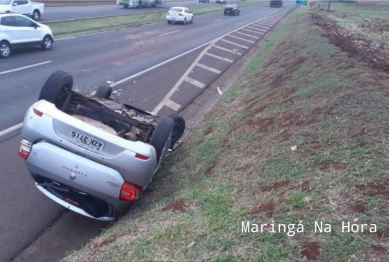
{"left": 250, "top": 200, "right": 277, "bottom": 217}
{"left": 301, "top": 241, "right": 321, "bottom": 261}
{"left": 351, "top": 201, "right": 367, "bottom": 214}
{"left": 260, "top": 180, "right": 290, "bottom": 192}
{"left": 161, "top": 201, "right": 191, "bottom": 213}
{"left": 355, "top": 178, "right": 389, "bottom": 200}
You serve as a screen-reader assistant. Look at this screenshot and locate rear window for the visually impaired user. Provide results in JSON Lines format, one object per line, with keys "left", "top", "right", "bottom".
{"left": 226, "top": 5, "right": 237, "bottom": 8}
{"left": 170, "top": 8, "right": 183, "bottom": 12}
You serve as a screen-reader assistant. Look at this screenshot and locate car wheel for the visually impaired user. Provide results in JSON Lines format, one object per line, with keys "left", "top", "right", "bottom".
{"left": 224, "top": 12, "right": 226, "bottom": 15}
{"left": 167, "top": 20, "right": 171, "bottom": 24}
{"left": 94, "top": 84, "right": 112, "bottom": 99}
{"left": 124, "top": 4, "right": 128, "bottom": 8}
{"left": 41, "top": 35, "right": 53, "bottom": 50}
{"left": 168, "top": 114, "right": 185, "bottom": 146}
{"left": 190, "top": 16, "right": 193, "bottom": 23}
{"left": 32, "top": 10, "right": 40, "bottom": 20}
{"left": 150, "top": 116, "right": 174, "bottom": 162}
{"left": 183, "top": 18, "right": 186, "bottom": 25}
{"left": 0, "top": 41, "right": 11, "bottom": 58}
{"left": 38, "top": 70, "right": 73, "bottom": 109}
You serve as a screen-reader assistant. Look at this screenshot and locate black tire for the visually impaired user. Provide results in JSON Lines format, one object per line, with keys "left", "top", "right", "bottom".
{"left": 183, "top": 18, "right": 186, "bottom": 25}
{"left": 32, "top": 10, "right": 40, "bottom": 20}
{"left": 150, "top": 116, "right": 174, "bottom": 161}
{"left": 169, "top": 114, "right": 185, "bottom": 145}
{"left": 124, "top": 4, "right": 128, "bottom": 8}
{"left": 0, "top": 41, "right": 11, "bottom": 58}
{"left": 38, "top": 70, "right": 73, "bottom": 109}
{"left": 190, "top": 16, "right": 193, "bottom": 23}
{"left": 94, "top": 84, "right": 112, "bottom": 99}
{"left": 41, "top": 35, "right": 53, "bottom": 50}
{"left": 224, "top": 12, "right": 226, "bottom": 15}
{"left": 167, "top": 20, "right": 171, "bottom": 24}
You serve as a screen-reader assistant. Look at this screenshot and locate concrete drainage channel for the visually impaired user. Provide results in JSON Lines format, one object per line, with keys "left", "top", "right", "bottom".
{"left": 13, "top": 9, "right": 295, "bottom": 262}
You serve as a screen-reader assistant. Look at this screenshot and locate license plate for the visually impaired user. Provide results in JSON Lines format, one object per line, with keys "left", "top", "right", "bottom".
{"left": 69, "top": 130, "right": 104, "bottom": 152}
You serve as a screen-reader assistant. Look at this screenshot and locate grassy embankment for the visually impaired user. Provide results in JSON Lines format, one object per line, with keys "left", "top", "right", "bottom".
{"left": 50, "top": 0, "right": 267, "bottom": 37}
{"left": 64, "top": 3, "right": 389, "bottom": 261}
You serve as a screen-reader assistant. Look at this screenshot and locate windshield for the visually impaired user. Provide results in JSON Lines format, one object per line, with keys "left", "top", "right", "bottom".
{"left": 170, "top": 8, "right": 183, "bottom": 12}
{"left": 0, "top": 0, "right": 12, "bottom": 5}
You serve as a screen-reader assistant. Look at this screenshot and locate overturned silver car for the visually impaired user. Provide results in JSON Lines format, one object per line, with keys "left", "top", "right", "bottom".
{"left": 19, "top": 70, "right": 185, "bottom": 221}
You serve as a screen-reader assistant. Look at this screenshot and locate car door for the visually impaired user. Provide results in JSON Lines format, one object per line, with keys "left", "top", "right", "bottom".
{"left": 0, "top": 16, "right": 23, "bottom": 44}
{"left": 13, "top": 15, "right": 40, "bottom": 43}
{"left": 12, "top": 0, "right": 29, "bottom": 14}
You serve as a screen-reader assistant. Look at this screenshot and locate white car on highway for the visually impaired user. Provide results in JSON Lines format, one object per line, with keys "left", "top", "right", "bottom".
{"left": 166, "top": 7, "right": 193, "bottom": 25}
{"left": 0, "top": 13, "right": 53, "bottom": 58}
{"left": 0, "top": 0, "right": 44, "bottom": 20}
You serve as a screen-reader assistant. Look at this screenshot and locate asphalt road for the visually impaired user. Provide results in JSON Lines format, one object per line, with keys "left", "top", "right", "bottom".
{"left": 41, "top": 0, "right": 241, "bottom": 22}
{"left": 0, "top": 2, "right": 296, "bottom": 261}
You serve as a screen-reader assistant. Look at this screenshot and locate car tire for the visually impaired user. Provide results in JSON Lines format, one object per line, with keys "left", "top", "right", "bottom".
{"left": 150, "top": 116, "right": 174, "bottom": 161}
{"left": 94, "top": 84, "right": 112, "bottom": 99}
{"left": 224, "top": 12, "right": 226, "bottom": 15}
{"left": 169, "top": 114, "right": 185, "bottom": 146}
{"left": 41, "top": 35, "right": 53, "bottom": 50}
{"left": 183, "top": 18, "right": 186, "bottom": 25}
{"left": 32, "top": 10, "right": 40, "bottom": 20}
{"left": 124, "top": 4, "right": 128, "bottom": 8}
{"left": 167, "top": 20, "right": 171, "bottom": 24}
{"left": 38, "top": 70, "right": 73, "bottom": 110}
{"left": 0, "top": 41, "right": 11, "bottom": 58}
{"left": 190, "top": 16, "right": 193, "bottom": 23}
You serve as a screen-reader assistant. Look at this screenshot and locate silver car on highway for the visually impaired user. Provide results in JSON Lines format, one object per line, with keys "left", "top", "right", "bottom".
{"left": 19, "top": 70, "right": 185, "bottom": 221}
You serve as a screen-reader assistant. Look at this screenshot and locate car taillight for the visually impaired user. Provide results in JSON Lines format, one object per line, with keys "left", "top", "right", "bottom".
{"left": 120, "top": 182, "right": 143, "bottom": 201}
{"left": 135, "top": 153, "right": 150, "bottom": 160}
{"left": 179, "top": 13, "right": 183, "bottom": 16}
{"left": 33, "top": 108, "right": 43, "bottom": 117}
{"left": 167, "top": 12, "right": 170, "bottom": 15}
{"left": 19, "top": 139, "right": 32, "bottom": 160}
{"left": 232, "top": 8, "right": 235, "bottom": 10}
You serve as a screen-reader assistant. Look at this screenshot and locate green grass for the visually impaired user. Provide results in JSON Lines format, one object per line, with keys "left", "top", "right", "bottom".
{"left": 64, "top": 3, "right": 389, "bottom": 262}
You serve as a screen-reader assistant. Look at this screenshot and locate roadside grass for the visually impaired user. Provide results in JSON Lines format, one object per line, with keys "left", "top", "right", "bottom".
{"left": 51, "top": 0, "right": 267, "bottom": 37}
{"left": 64, "top": 3, "right": 389, "bottom": 262}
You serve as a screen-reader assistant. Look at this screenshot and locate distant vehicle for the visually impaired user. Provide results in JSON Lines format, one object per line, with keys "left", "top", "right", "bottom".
{"left": 199, "top": 0, "right": 209, "bottom": 3}
{"left": 224, "top": 4, "right": 240, "bottom": 16}
{"left": 166, "top": 7, "right": 193, "bottom": 25}
{"left": 0, "top": 13, "right": 53, "bottom": 58}
{"left": 270, "top": 0, "right": 283, "bottom": 7}
{"left": 117, "top": 0, "right": 165, "bottom": 8}
{"left": 216, "top": 0, "right": 226, "bottom": 3}
{"left": 0, "top": 0, "right": 44, "bottom": 20}
{"left": 19, "top": 70, "right": 186, "bottom": 221}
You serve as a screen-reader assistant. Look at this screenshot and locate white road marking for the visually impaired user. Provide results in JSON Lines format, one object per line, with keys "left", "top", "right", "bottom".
{"left": 0, "top": 61, "right": 52, "bottom": 76}
{"left": 0, "top": 123, "right": 23, "bottom": 137}
{"left": 228, "top": 34, "right": 255, "bottom": 43}
{"left": 196, "top": 63, "right": 221, "bottom": 74}
{"left": 217, "top": 86, "right": 223, "bottom": 95}
{"left": 185, "top": 76, "right": 206, "bottom": 88}
{"left": 214, "top": 19, "right": 222, "bottom": 22}
{"left": 205, "top": 52, "right": 234, "bottom": 63}
{"left": 213, "top": 45, "right": 242, "bottom": 55}
{"left": 249, "top": 24, "right": 271, "bottom": 31}
{"left": 158, "top": 30, "right": 181, "bottom": 37}
{"left": 246, "top": 25, "right": 267, "bottom": 32}
{"left": 235, "top": 31, "right": 259, "bottom": 39}
{"left": 151, "top": 39, "right": 218, "bottom": 114}
{"left": 220, "top": 39, "right": 249, "bottom": 49}
{"left": 165, "top": 99, "right": 181, "bottom": 111}
{"left": 240, "top": 28, "right": 263, "bottom": 34}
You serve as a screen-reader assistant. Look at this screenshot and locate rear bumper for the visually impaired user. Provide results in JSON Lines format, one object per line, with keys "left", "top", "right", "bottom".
{"left": 26, "top": 141, "right": 126, "bottom": 217}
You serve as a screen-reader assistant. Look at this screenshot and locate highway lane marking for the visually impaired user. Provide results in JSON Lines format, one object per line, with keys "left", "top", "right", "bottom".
{"left": 159, "top": 30, "right": 181, "bottom": 37}
{"left": 151, "top": 39, "right": 217, "bottom": 114}
{"left": 214, "top": 19, "right": 223, "bottom": 22}
{"left": 213, "top": 45, "right": 242, "bottom": 55}
{"left": 0, "top": 123, "right": 23, "bottom": 137}
{"left": 235, "top": 31, "right": 259, "bottom": 39}
{"left": 165, "top": 99, "right": 181, "bottom": 111}
{"left": 185, "top": 76, "right": 206, "bottom": 88}
{"left": 246, "top": 25, "right": 267, "bottom": 32}
{"left": 228, "top": 34, "right": 255, "bottom": 43}
{"left": 196, "top": 63, "right": 221, "bottom": 74}
{"left": 249, "top": 25, "right": 271, "bottom": 31}
{"left": 220, "top": 39, "right": 249, "bottom": 49}
{"left": 0, "top": 61, "right": 52, "bottom": 76}
{"left": 205, "top": 52, "right": 234, "bottom": 63}
{"left": 240, "top": 28, "right": 263, "bottom": 34}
